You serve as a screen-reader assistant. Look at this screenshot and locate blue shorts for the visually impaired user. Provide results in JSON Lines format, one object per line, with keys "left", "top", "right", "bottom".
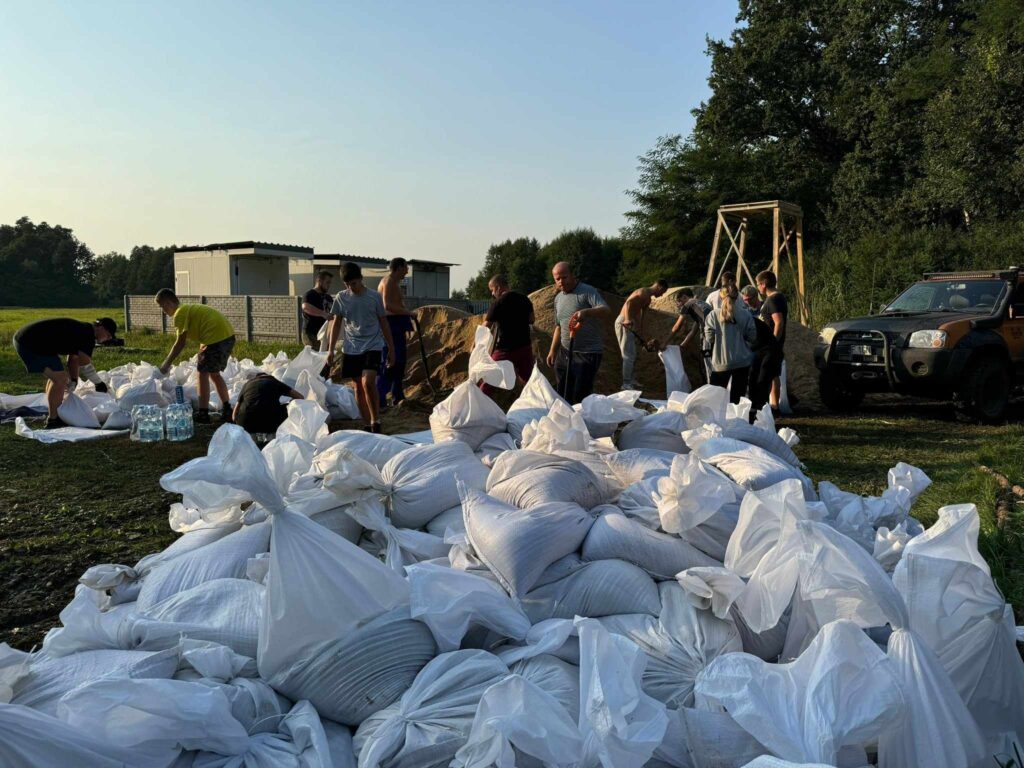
{"left": 13, "top": 338, "right": 63, "bottom": 374}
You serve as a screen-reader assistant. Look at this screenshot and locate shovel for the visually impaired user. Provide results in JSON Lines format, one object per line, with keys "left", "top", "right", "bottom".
{"left": 411, "top": 316, "right": 439, "bottom": 398}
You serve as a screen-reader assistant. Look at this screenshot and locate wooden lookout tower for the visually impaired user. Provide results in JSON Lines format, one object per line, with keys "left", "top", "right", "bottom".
{"left": 705, "top": 200, "right": 808, "bottom": 325}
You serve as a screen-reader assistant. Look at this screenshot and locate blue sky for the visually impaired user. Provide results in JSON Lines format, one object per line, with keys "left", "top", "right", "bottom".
{"left": 0, "top": 1, "right": 739, "bottom": 290}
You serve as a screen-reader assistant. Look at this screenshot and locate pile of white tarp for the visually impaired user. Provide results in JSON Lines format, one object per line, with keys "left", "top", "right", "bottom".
{"left": 10, "top": 346, "right": 362, "bottom": 443}
{"left": 3, "top": 360, "right": 1022, "bottom": 768}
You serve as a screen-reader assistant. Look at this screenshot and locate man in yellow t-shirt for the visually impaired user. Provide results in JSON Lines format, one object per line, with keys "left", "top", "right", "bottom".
{"left": 155, "top": 288, "right": 237, "bottom": 423}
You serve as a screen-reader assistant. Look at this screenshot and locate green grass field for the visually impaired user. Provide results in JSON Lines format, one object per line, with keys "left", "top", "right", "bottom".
{"left": 1, "top": 306, "right": 1021, "bottom": 650}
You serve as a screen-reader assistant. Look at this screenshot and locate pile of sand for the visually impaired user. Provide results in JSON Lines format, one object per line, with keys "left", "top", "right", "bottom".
{"left": 400, "top": 286, "right": 823, "bottom": 410}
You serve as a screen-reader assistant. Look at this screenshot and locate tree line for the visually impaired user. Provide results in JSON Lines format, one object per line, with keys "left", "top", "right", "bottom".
{"left": 463, "top": 0, "right": 1024, "bottom": 326}
{"left": 0, "top": 217, "right": 176, "bottom": 307}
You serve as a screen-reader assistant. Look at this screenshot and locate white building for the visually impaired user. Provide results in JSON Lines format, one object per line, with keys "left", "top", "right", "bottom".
{"left": 173, "top": 241, "right": 454, "bottom": 299}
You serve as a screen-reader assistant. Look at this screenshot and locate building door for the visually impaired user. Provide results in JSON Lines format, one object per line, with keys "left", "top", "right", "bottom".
{"left": 175, "top": 271, "right": 190, "bottom": 295}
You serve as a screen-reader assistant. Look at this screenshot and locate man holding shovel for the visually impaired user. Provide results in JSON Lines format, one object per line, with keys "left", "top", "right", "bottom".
{"left": 546, "top": 261, "right": 610, "bottom": 404}
{"left": 614, "top": 279, "right": 668, "bottom": 391}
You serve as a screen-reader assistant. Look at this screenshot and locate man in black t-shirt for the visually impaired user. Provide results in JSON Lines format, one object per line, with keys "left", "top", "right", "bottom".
{"left": 665, "top": 288, "right": 712, "bottom": 384}
{"left": 756, "top": 270, "right": 789, "bottom": 409}
{"left": 481, "top": 274, "right": 534, "bottom": 395}
{"left": 741, "top": 286, "right": 783, "bottom": 416}
{"left": 301, "top": 271, "right": 334, "bottom": 349}
{"left": 12, "top": 317, "right": 117, "bottom": 427}
{"left": 232, "top": 373, "right": 304, "bottom": 437}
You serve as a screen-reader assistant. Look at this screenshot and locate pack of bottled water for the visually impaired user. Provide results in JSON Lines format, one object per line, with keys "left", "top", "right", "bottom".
{"left": 130, "top": 404, "right": 164, "bottom": 442}
{"left": 165, "top": 403, "right": 194, "bottom": 441}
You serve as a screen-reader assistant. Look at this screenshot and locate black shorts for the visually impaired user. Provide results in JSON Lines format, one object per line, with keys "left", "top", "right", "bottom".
{"left": 341, "top": 349, "right": 382, "bottom": 379}
{"left": 13, "top": 338, "right": 63, "bottom": 374}
{"left": 197, "top": 336, "right": 236, "bottom": 373}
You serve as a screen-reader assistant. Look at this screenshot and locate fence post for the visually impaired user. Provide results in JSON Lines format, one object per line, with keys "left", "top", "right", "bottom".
{"left": 161, "top": 308, "right": 167, "bottom": 334}
{"left": 296, "top": 296, "right": 303, "bottom": 344}
{"left": 245, "top": 296, "right": 253, "bottom": 341}
{"left": 123, "top": 295, "right": 131, "bottom": 333}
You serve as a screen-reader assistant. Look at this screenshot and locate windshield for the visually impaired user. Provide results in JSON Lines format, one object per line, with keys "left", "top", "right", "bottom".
{"left": 884, "top": 279, "right": 1007, "bottom": 313}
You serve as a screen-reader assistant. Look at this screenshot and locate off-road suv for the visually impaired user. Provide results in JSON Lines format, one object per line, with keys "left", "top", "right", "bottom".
{"left": 814, "top": 268, "right": 1024, "bottom": 421}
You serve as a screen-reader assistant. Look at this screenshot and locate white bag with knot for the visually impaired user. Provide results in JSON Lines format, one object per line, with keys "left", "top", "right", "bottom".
{"left": 578, "top": 390, "right": 644, "bottom": 438}
{"left": 599, "top": 581, "right": 742, "bottom": 709}
{"left": 354, "top": 650, "right": 512, "bottom": 768}
{"left": 722, "top": 418, "right": 802, "bottom": 468}
{"left": 521, "top": 556, "right": 661, "bottom": 623}
{"left": 347, "top": 498, "right": 449, "bottom": 571}
{"left": 381, "top": 441, "right": 490, "bottom": 528}
{"left": 695, "top": 619, "right": 906, "bottom": 768}
{"left": 313, "top": 429, "right": 410, "bottom": 468}
{"left": 462, "top": 485, "right": 594, "bottom": 597}
{"left": 818, "top": 462, "right": 931, "bottom": 533}
{"left": 57, "top": 392, "right": 101, "bottom": 429}
{"left": 486, "top": 449, "right": 610, "bottom": 510}
{"left": 693, "top": 435, "right": 816, "bottom": 500}
{"left": 276, "top": 346, "right": 329, "bottom": 388}
{"left": 655, "top": 453, "right": 740, "bottom": 535}
{"left": 116, "top": 379, "right": 168, "bottom": 409}
{"left": 893, "top": 504, "right": 1024, "bottom": 753}
{"left": 430, "top": 380, "right": 509, "bottom": 449}
{"left": 275, "top": 398, "right": 329, "bottom": 443}
{"left": 670, "top": 383, "right": 729, "bottom": 428}
{"left": 616, "top": 410, "right": 689, "bottom": 453}
{"left": 582, "top": 508, "right": 720, "bottom": 580}
{"left": 506, "top": 366, "right": 566, "bottom": 442}
{"left": 468, "top": 324, "right": 517, "bottom": 390}
{"left": 451, "top": 674, "right": 583, "bottom": 768}
{"left": 520, "top": 398, "right": 591, "bottom": 453}
{"left": 576, "top": 617, "right": 669, "bottom": 768}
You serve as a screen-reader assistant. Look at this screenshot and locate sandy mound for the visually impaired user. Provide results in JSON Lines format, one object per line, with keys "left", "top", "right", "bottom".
{"left": 396, "top": 285, "right": 822, "bottom": 410}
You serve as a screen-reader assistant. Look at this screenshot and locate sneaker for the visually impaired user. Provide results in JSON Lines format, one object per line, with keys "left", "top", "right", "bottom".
{"left": 195, "top": 410, "right": 211, "bottom": 424}
{"left": 219, "top": 409, "right": 233, "bottom": 424}
{"left": 44, "top": 417, "right": 68, "bottom": 429}
{"left": 371, "top": 422, "right": 383, "bottom": 434}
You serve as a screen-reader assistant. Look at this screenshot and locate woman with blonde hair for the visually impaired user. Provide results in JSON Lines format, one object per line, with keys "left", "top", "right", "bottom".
{"left": 703, "top": 285, "right": 757, "bottom": 403}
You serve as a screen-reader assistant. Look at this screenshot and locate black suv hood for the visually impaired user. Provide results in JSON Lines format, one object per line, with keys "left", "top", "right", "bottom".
{"left": 828, "top": 311, "right": 980, "bottom": 339}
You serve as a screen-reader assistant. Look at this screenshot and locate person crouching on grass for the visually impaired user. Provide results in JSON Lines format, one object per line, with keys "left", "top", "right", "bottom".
{"left": 155, "top": 289, "right": 236, "bottom": 424}
{"left": 325, "top": 262, "right": 396, "bottom": 433}
{"left": 12, "top": 317, "right": 117, "bottom": 428}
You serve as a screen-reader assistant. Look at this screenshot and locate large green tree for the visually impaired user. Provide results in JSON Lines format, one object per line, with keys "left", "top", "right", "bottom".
{"left": 465, "top": 237, "right": 544, "bottom": 299}
{"left": 0, "top": 217, "right": 97, "bottom": 306}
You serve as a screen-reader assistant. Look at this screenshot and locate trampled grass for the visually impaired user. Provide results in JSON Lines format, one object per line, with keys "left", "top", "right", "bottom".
{"left": 0, "top": 306, "right": 1021, "bottom": 650}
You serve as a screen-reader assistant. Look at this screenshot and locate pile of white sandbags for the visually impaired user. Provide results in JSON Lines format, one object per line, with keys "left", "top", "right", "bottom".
{"left": 3, "top": 331, "right": 1022, "bottom": 768}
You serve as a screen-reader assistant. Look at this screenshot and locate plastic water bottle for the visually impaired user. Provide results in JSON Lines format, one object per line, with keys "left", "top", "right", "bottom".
{"left": 174, "top": 384, "right": 185, "bottom": 405}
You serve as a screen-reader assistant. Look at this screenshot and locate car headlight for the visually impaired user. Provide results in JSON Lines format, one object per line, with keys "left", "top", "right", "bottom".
{"left": 908, "top": 330, "right": 947, "bottom": 349}
{"left": 818, "top": 327, "right": 837, "bottom": 345}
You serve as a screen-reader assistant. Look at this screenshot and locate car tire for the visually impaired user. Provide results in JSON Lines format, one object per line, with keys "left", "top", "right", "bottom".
{"left": 955, "top": 355, "right": 1011, "bottom": 423}
{"left": 819, "top": 371, "right": 864, "bottom": 412}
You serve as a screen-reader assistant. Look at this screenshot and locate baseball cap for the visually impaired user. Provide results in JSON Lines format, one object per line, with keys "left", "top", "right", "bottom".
{"left": 95, "top": 317, "right": 118, "bottom": 339}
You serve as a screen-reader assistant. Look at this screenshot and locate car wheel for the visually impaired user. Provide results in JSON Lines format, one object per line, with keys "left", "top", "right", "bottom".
{"left": 819, "top": 371, "right": 864, "bottom": 412}
{"left": 956, "top": 355, "right": 1010, "bottom": 423}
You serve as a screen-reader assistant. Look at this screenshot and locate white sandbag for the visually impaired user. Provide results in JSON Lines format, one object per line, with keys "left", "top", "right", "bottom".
{"left": 354, "top": 650, "right": 511, "bottom": 767}
{"left": 57, "top": 677, "right": 250, "bottom": 767}
{"left": 486, "top": 449, "right": 610, "bottom": 510}
{"left": 347, "top": 498, "right": 450, "bottom": 571}
{"left": 136, "top": 523, "right": 270, "bottom": 611}
{"left": 617, "top": 475, "right": 661, "bottom": 514}
{"left": 600, "top": 582, "right": 741, "bottom": 709}
{"left": 325, "top": 381, "right": 362, "bottom": 420}
{"left": 382, "top": 441, "right": 491, "bottom": 528}
{"left": 116, "top": 379, "right": 168, "bottom": 408}
{"left": 671, "top": 384, "right": 729, "bottom": 429}
{"left": 582, "top": 508, "right": 720, "bottom": 580}
{"left": 509, "top": 653, "right": 581, "bottom": 721}
{"left": 577, "top": 390, "right": 644, "bottom": 438}
{"left": 893, "top": 504, "right": 1024, "bottom": 753}
{"left": 190, "top": 699, "right": 334, "bottom": 768}
{"left": 818, "top": 462, "right": 931, "bottom": 534}
{"left": 292, "top": 367, "right": 326, "bottom": 407}
{"left": 576, "top": 617, "right": 669, "bottom": 768}
{"left": 276, "top": 345, "right": 329, "bottom": 388}
{"left": 451, "top": 674, "right": 583, "bottom": 768}
{"left": 654, "top": 453, "right": 740, "bottom": 535}
{"left": 462, "top": 486, "right": 594, "bottom": 597}
{"left": 275, "top": 398, "right": 329, "bottom": 443}
{"left": 722, "top": 418, "right": 801, "bottom": 468}
{"left": 430, "top": 380, "right": 508, "bottom": 449}
{"left": 11, "top": 647, "right": 179, "bottom": 716}
{"left": 695, "top": 436, "right": 815, "bottom": 500}
{"left": 676, "top": 566, "right": 746, "bottom": 620}
{"left": 425, "top": 504, "right": 466, "bottom": 538}
{"left": 133, "top": 578, "right": 264, "bottom": 658}
{"left": 616, "top": 410, "right": 689, "bottom": 453}
{"left": 161, "top": 425, "right": 284, "bottom": 516}
{"left": 409, "top": 562, "right": 531, "bottom": 652}
{"left": 874, "top": 521, "right": 913, "bottom": 572}
{"left": 604, "top": 448, "right": 677, "bottom": 486}
{"left": 506, "top": 366, "right": 566, "bottom": 442}
{"left": 314, "top": 429, "right": 410, "bottom": 468}
{"left": 521, "top": 558, "right": 661, "bottom": 623}
{"left": 475, "top": 430, "right": 517, "bottom": 466}
{"left": 261, "top": 434, "right": 315, "bottom": 495}
{"left": 57, "top": 392, "right": 102, "bottom": 429}
{"left": 101, "top": 408, "right": 133, "bottom": 430}
{"left": 468, "top": 324, "right": 517, "bottom": 389}
{"left": 653, "top": 707, "right": 768, "bottom": 768}
{"left": 0, "top": 702, "right": 138, "bottom": 767}
{"left": 695, "top": 620, "right": 905, "bottom": 766}
{"left": 660, "top": 344, "right": 691, "bottom": 396}
{"left": 520, "top": 398, "right": 591, "bottom": 454}
{"left": 15, "top": 416, "right": 125, "bottom": 442}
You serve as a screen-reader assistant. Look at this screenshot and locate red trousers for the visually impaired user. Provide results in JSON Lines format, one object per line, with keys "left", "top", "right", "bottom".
{"left": 480, "top": 344, "right": 535, "bottom": 395}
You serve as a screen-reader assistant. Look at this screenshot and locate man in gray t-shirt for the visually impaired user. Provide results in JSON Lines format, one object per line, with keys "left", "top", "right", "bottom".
{"left": 326, "top": 262, "right": 396, "bottom": 433}
{"left": 545, "top": 261, "right": 611, "bottom": 403}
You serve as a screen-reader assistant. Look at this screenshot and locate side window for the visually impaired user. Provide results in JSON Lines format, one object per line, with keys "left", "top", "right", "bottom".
{"left": 1011, "top": 284, "right": 1024, "bottom": 318}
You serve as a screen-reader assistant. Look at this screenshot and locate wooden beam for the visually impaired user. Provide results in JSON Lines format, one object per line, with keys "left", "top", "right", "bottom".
{"left": 772, "top": 207, "right": 780, "bottom": 277}
{"left": 706, "top": 212, "right": 724, "bottom": 286}
{"left": 796, "top": 216, "right": 807, "bottom": 325}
